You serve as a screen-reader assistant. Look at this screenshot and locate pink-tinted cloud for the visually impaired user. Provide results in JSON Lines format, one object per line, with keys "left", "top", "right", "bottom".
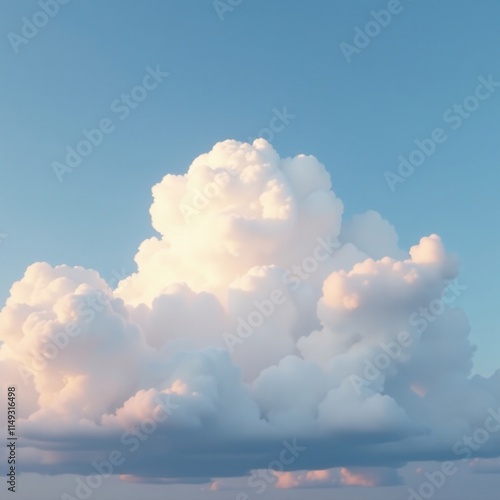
{"left": 1, "top": 139, "right": 499, "bottom": 484}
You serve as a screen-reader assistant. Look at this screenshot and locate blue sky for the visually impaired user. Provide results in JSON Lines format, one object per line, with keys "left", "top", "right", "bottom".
{"left": 1, "top": 1, "right": 500, "bottom": 499}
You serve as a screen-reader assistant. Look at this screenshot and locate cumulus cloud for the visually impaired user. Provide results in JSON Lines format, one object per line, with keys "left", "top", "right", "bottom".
{"left": 1, "top": 139, "right": 500, "bottom": 487}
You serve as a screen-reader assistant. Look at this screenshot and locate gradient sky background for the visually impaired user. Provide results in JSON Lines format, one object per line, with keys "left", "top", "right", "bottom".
{"left": 1, "top": 1, "right": 500, "bottom": 499}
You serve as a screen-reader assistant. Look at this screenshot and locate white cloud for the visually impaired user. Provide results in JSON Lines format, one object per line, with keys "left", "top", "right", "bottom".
{"left": 1, "top": 139, "right": 499, "bottom": 485}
